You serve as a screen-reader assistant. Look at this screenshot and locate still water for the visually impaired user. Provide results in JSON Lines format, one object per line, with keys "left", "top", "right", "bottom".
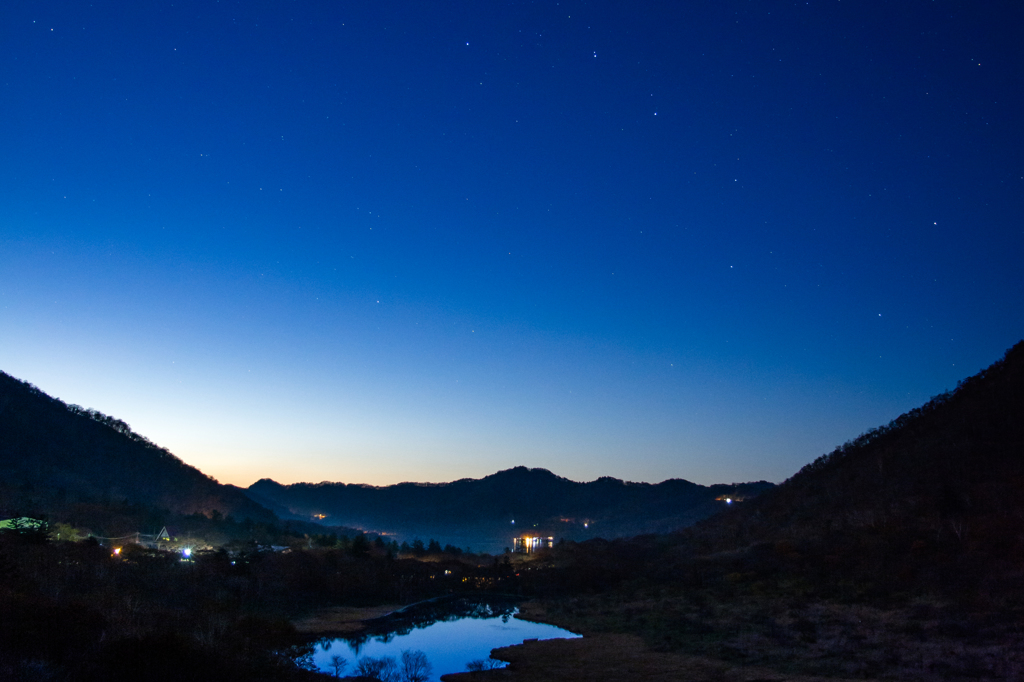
{"left": 312, "top": 597, "right": 580, "bottom": 681}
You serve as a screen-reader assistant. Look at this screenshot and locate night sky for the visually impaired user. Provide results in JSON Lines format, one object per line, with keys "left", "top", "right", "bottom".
{"left": 2, "top": 1, "right": 1022, "bottom": 488}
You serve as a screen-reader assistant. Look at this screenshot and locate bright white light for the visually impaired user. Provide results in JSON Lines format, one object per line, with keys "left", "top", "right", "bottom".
{"left": 182, "top": 547, "right": 192, "bottom": 557}
{"left": 726, "top": 498, "right": 732, "bottom": 504}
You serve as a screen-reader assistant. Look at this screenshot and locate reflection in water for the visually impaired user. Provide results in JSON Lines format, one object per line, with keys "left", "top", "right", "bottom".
{"left": 313, "top": 596, "right": 579, "bottom": 682}
{"left": 344, "top": 595, "right": 520, "bottom": 653}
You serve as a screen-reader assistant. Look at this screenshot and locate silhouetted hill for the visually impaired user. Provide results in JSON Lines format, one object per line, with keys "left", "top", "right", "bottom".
{"left": 0, "top": 371, "right": 277, "bottom": 525}
{"left": 248, "top": 467, "right": 773, "bottom": 551}
{"left": 682, "top": 340, "right": 1024, "bottom": 595}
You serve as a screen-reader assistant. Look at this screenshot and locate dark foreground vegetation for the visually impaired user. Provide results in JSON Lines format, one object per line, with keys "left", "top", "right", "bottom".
{"left": 0, "top": 522, "right": 525, "bottom": 681}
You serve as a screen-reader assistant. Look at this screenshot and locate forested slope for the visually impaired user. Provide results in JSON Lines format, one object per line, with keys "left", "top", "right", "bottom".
{"left": 0, "top": 371, "right": 275, "bottom": 524}
{"left": 682, "top": 340, "right": 1024, "bottom": 596}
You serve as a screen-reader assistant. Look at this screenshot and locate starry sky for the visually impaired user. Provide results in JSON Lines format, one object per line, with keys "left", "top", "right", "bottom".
{"left": 2, "top": 1, "right": 1022, "bottom": 488}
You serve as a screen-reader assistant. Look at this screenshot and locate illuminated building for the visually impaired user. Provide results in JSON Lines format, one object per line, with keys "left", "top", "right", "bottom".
{"left": 513, "top": 536, "right": 553, "bottom": 553}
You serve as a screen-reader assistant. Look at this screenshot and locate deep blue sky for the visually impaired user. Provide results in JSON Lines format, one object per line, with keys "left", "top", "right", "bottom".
{"left": 2, "top": 1, "right": 1022, "bottom": 487}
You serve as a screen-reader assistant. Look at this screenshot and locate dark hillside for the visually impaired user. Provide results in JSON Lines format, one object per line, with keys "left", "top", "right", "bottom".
{"left": 0, "top": 371, "right": 276, "bottom": 524}
{"left": 685, "top": 340, "right": 1024, "bottom": 595}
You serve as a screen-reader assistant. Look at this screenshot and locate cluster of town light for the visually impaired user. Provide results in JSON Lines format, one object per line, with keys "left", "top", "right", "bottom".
{"left": 513, "top": 536, "right": 554, "bottom": 553}
{"left": 111, "top": 545, "right": 196, "bottom": 560}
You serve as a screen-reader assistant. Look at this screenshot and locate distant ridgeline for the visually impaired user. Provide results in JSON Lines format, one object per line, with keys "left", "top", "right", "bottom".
{"left": 247, "top": 467, "right": 774, "bottom": 552}
{"left": 0, "top": 371, "right": 277, "bottom": 526}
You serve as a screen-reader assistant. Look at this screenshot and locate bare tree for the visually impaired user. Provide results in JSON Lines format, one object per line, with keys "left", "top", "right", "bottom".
{"left": 330, "top": 655, "right": 347, "bottom": 678}
{"left": 400, "top": 650, "right": 432, "bottom": 682}
{"left": 466, "top": 658, "right": 504, "bottom": 671}
{"left": 356, "top": 655, "right": 399, "bottom": 682}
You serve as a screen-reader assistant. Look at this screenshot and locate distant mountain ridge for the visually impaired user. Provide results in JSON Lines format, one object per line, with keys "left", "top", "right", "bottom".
{"left": 248, "top": 467, "right": 774, "bottom": 550}
{"left": 0, "top": 371, "right": 276, "bottom": 525}
{"left": 0, "top": 367, "right": 772, "bottom": 551}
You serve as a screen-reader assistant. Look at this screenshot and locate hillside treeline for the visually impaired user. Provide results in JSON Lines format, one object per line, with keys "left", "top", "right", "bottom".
{"left": 0, "top": 371, "right": 275, "bottom": 523}
{"left": 685, "top": 339, "right": 1024, "bottom": 590}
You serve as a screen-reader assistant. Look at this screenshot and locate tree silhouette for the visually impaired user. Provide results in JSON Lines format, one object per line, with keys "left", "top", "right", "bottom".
{"left": 356, "top": 655, "right": 398, "bottom": 682}
{"left": 400, "top": 650, "right": 432, "bottom": 682}
{"left": 329, "top": 654, "right": 347, "bottom": 677}
{"left": 350, "top": 533, "right": 371, "bottom": 558}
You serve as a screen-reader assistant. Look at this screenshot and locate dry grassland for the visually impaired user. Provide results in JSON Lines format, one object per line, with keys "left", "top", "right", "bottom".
{"left": 442, "top": 633, "right": 877, "bottom": 682}
{"left": 292, "top": 604, "right": 403, "bottom": 634}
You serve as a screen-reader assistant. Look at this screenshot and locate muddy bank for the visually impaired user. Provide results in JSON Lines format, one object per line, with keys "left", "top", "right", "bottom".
{"left": 441, "top": 601, "right": 878, "bottom": 682}
{"left": 441, "top": 632, "right": 876, "bottom": 682}
{"left": 292, "top": 604, "right": 404, "bottom": 635}
{"left": 293, "top": 594, "right": 520, "bottom": 637}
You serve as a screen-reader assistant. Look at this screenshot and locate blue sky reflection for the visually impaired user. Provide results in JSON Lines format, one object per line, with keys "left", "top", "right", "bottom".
{"left": 313, "top": 610, "right": 579, "bottom": 681}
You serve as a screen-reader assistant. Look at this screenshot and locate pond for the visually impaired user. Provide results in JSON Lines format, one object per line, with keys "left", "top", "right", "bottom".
{"left": 311, "top": 596, "right": 580, "bottom": 681}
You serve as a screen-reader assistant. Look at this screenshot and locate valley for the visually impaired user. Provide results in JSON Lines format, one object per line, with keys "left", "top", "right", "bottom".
{"left": 1, "top": 340, "right": 1022, "bottom": 679}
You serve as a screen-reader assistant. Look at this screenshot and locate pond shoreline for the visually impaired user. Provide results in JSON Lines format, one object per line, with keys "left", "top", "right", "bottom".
{"left": 439, "top": 601, "right": 880, "bottom": 682}
{"left": 305, "top": 595, "right": 581, "bottom": 681}
{"left": 293, "top": 592, "right": 526, "bottom": 638}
